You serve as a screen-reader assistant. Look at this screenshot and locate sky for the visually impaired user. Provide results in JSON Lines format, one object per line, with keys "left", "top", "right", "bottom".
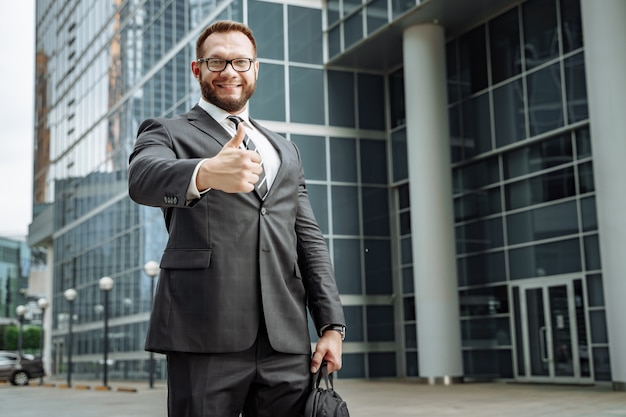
{"left": 0, "top": 2, "right": 35, "bottom": 240}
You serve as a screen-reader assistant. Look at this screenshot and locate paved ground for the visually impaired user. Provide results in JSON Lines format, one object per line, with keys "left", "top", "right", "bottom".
{"left": 2, "top": 378, "right": 626, "bottom": 416}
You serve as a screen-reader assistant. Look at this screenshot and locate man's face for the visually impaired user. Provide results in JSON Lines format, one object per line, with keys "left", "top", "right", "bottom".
{"left": 192, "top": 31, "right": 259, "bottom": 113}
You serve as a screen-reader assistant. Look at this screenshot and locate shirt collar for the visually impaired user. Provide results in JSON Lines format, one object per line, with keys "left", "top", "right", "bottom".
{"left": 197, "top": 98, "right": 250, "bottom": 126}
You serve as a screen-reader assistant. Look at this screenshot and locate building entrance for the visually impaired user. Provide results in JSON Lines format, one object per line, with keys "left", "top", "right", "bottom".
{"left": 512, "top": 277, "right": 592, "bottom": 384}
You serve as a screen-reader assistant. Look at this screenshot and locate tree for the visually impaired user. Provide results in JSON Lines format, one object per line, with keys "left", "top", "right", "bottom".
{"left": 2, "top": 325, "right": 41, "bottom": 352}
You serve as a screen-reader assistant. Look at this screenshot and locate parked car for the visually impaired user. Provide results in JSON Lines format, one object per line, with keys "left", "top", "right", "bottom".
{"left": 0, "top": 351, "right": 45, "bottom": 386}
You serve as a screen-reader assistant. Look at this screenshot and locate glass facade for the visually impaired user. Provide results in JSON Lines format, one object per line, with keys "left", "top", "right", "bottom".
{"left": 32, "top": 0, "right": 612, "bottom": 384}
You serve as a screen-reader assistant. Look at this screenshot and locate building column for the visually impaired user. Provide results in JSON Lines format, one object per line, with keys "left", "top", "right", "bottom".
{"left": 581, "top": 0, "right": 626, "bottom": 391}
{"left": 402, "top": 24, "right": 463, "bottom": 383}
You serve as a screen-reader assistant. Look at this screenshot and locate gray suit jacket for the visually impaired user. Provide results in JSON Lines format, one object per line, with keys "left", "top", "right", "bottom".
{"left": 128, "top": 105, "right": 345, "bottom": 355}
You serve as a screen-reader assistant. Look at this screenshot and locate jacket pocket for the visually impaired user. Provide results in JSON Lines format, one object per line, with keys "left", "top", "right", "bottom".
{"left": 160, "top": 249, "right": 212, "bottom": 269}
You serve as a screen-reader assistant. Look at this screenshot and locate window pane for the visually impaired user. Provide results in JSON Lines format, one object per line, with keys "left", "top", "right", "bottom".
{"left": 391, "top": 129, "right": 408, "bottom": 182}
{"left": 509, "top": 238, "right": 581, "bottom": 279}
{"left": 288, "top": 6, "right": 322, "bottom": 64}
{"left": 330, "top": 137, "right": 357, "bottom": 182}
{"left": 584, "top": 234, "right": 601, "bottom": 271}
{"left": 522, "top": 0, "right": 558, "bottom": 70}
{"left": 527, "top": 63, "right": 564, "bottom": 135}
{"left": 459, "top": 285, "right": 509, "bottom": 317}
{"left": 587, "top": 274, "right": 604, "bottom": 307}
{"left": 560, "top": 0, "right": 583, "bottom": 53}
{"left": 328, "top": 25, "right": 341, "bottom": 58}
{"left": 343, "top": 305, "right": 363, "bottom": 341}
{"left": 454, "top": 188, "right": 501, "bottom": 222}
{"left": 489, "top": 7, "right": 521, "bottom": 84}
{"left": 578, "top": 161, "right": 595, "bottom": 194}
{"left": 367, "top": 0, "right": 387, "bottom": 35}
{"left": 461, "top": 92, "right": 492, "bottom": 157}
{"left": 333, "top": 238, "right": 362, "bottom": 294}
{"left": 456, "top": 218, "right": 504, "bottom": 254}
{"left": 249, "top": 0, "right": 284, "bottom": 60}
{"left": 453, "top": 156, "right": 499, "bottom": 193}
{"left": 590, "top": 310, "right": 608, "bottom": 343}
{"left": 494, "top": 79, "right": 526, "bottom": 147}
{"left": 332, "top": 185, "right": 359, "bottom": 235}
{"left": 250, "top": 63, "right": 285, "bottom": 121}
{"left": 576, "top": 127, "right": 592, "bottom": 159}
{"left": 505, "top": 167, "right": 575, "bottom": 210}
{"left": 580, "top": 196, "right": 597, "bottom": 231}
{"left": 459, "top": 26, "right": 488, "bottom": 96}
{"left": 367, "top": 305, "right": 395, "bottom": 341}
{"left": 504, "top": 133, "right": 572, "bottom": 180}
{"left": 564, "top": 53, "right": 588, "bottom": 123}
{"left": 457, "top": 251, "right": 506, "bottom": 286}
{"left": 369, "top": 352, "right": 397, "bottom": 377}
{"left": 362, "top": 187, "right": 389, "bottom": 236}
{"left": 291, "top": 134, "right": 326, "bottom": 180}
{"left": 507, "top": 201, "right": 578, "bottom": 245}
{"left": 389, "top": 69, "right": 405, "bottom": 128}
{"left": 358, "top": 73, "right": 385, "bottom": 129}
{"left": 327, "top": 0, "right": 340, "bottom": 26}
{"left": 289, "top": 67, "right": 324, "bottom": 124}
{"left": 328, "top": 70, "right": 355, "bottom": 127}
{"left": 364, "top": 239, "right": 392, "bottom": 294}
{"left": 307, "top": 184, "right": 328, "bottom": 234}
{"left": 344, "top": 10, "right": 363, "bottom": 49}
{"left": 360, "top": 139, "right": 387, "bottom": 184}
{"left": 462, "top": 317, "right": 511, "bottom": 347}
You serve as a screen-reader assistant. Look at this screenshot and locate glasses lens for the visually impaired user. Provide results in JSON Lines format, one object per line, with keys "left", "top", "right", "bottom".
{"left": 232, "top": 59, "right": 251, "bottom": 71}
{"left": 207, "top": 59, "right": 226, "bottom": 71}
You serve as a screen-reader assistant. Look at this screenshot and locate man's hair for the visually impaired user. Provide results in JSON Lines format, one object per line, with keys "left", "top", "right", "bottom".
{"left": 196, "top": 20, "right": 257, "bottom": 59}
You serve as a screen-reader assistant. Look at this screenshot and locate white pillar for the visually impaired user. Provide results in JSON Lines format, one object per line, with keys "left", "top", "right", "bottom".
{"left": 403, "top": 24, "right": 463, "bottom": 382}
{"left": 581, "top": 0, "right": 626, "bottom": 391}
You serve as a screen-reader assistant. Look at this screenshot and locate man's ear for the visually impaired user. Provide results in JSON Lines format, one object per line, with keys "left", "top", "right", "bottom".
{"left": 191, "top": 61, "right": 200, "bottom": 78}
{"left": 254, "top": 61, "right": 259, "bottom": 80}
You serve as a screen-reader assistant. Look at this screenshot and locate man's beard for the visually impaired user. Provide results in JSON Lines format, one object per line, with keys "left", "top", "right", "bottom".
{"left": 199, "top": 78, "right": 256, "bottom": 113}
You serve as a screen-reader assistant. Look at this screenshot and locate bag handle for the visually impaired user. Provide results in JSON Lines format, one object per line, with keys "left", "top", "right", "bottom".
{"left": 313, "top": 361, "right": 334, "bottom": 391}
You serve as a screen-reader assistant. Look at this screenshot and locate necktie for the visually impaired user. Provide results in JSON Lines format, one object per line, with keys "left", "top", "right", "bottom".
{"left": 227, "top": 116, "right": 268, "bottom": 199}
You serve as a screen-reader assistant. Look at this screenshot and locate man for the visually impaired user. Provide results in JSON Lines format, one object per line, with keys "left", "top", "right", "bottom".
{"left": 128, "top": 20, "right": 345, "bottom": 417}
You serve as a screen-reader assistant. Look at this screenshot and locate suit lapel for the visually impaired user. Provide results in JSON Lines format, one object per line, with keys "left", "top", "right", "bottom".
{"left": 187, "top": 105, "right": 231, "bottom": 147}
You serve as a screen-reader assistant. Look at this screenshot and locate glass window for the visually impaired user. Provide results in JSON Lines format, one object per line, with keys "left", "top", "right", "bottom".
{"left": 360, "top": 139, "right": 387, "bottom": 184}
{"left": 366, "top": 0, "right": 387, "bottom": 35}
{"left": 250, "top": 63, "right": 285, "bottom": 121}
{"left": 494, "top": 79, "right": 526, "bottom": 147}
{"left": 453, "top": 157, "right": 499, "bottom": 193}
{"left": 590, "top": 310, "right": 608, "bottom": 344}
{"left": 509, "top": 238, "right": 581, "bottom": 279}
{"left": 369, "top": 352, "right": 397, "bottom": 377}
{"left": 333, "top": 238, "right": 362, "bottom": 294}
{"left": 358, "top": 73, "right": 385, "bottom": 129}
{"left": 576, "top": 127, "right": 592, "bottom": 159}
{"left": 456, "top": 217, "right": 504, "bottom": 254}
{"left": 449, "top": 104, "right": 462, "bottom": 163}
{"left": 306, "top": 184, "right": 328, "bottom": 234}
{"left": 367, "top": 305, "right": 395, "bottom": 341}
{"left": 459, "top": 285, "right": 509, "bottom": 317}
{"left": 326, "top": 0, "right": 340, "bottom": 26}
{"left": 457, "top": 251, "right": 506, "bottom": 286}
{"left": 391, "top": 129, "right": 408, "bottom": 182}
{"left": 459, "top": 26, "right": 488, "bottom": 97}
{"left": 344, "top": 10, "right": 364, "bottom": 49}
{"left": 328, "top": 70, "right": 355, "bottom": 127}
{"left": 504, "top": 133, "right": 573, "bottom": 180}
{"left": 249, "top": 0, "right": 284, "bottom": 60}
{"left": 578, "top": 161, "right": 595, "bottom": 194}
{"left": 288, "top": 6, "right": 322, "bottom": 64}
{"left": 564, "top": 53, "right": 588, "bottom": 123}
{"left": 401, "top": 236, "right": 412, "bottom": 264}
{"left": 592, "top": 346, "right": 611, "bottom": 381}
{"left": 362, "top": 187, "right": 389, "bottom": 236}
{"left": 391, "top": 0, "right": 413, "bottom": 18}
{"left": 560, "top": 0, "right": 583, "bottom": 53}
{"left": 332, "top": 185, "right": 359, "bottom": 235}
{"left": 461, "top": 317, "right": 511, "bottom": 347}
{"left": 584, "top": 234, "right": 601, "bottom": 271}
{"left": 463, "top": 349, "right": 513, "bottom": 378}
{"left": 522, "top": 0, "right": 559, "bottom": 70}
{"left": 364, "top": 239, "right": 392, "bottom": 294}
{"left": 461, "top": 93, "right": 492, "bottom": 157}
{"left": 389, "top": 69, "right": 405, "bottom": 128}
{"left": 507, "top": 201, "right": 578, "bottom": 245}
{"left": 454, "top": 188, "right": 501, "bottom": 222}
{"left": 446, "top": 41, "right": 460, "bottom": 104}
{"left": 527, "top": 63, "right": 564, "bottom": 136}
{"left": 402, "top": 266, "right": 413, "bottom": 293}
{"left": 328, "top": 25, "right": 341, "bottom": 58}
{"left": 291, "top": 134, "right": 326, "bottom": 180}
{"left": 340, "top": 353, "right": 365, "bottom": 378}
{"left": 587, "top": 274, "right": 604, "bottom": 307}
{"left": 580, "top": 197, "right": 597, "bottom": 232}
{"left": 489, "top": 7, "right": 522, "bottom": 84}
{"left": 343, "top": 305, "right": 363, "bottom": 341}
{"left": 343, "top": 0, "right": 362, "bottom": 16}
{"left": 330, "top": 137, "right": 357, "bottom": 182}
{"left": 289, "top": 67, "right": 324, "bottom": 124}
{"left": 403, "top": 296, "right": 415, "bottom": 321}
{"left": 505, "top": 167, "right": 575, "bottom": 211}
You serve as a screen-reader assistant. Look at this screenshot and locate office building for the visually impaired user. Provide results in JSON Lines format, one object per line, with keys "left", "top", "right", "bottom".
{"left": 28, "top": 0, "right": 626, "bottom": 389}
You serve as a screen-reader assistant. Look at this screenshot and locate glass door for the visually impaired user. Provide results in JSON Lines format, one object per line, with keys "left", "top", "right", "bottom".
{"left": 512, "top": 277, "right": 592, "bottom": 383}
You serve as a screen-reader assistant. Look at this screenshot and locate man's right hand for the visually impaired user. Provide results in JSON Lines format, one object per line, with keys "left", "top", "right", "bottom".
{"left": 196, "top": 123, "right": 263, "bottom": 193}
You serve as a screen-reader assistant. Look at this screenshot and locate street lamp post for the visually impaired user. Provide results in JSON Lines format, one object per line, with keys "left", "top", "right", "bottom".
{"left": 99, "top": 276, "right": 114, "bottom": 389}
{"left": 16, "top": 305, "right": 27, "bottom": 354}
{"left": 63, "top": 288, "right": 77, "bottom": 387}
{"left": 37, "top": 297, "right": 49, "bottom": 385}
{"left": 143, "top": 261, "right": 160, "bottom": 389}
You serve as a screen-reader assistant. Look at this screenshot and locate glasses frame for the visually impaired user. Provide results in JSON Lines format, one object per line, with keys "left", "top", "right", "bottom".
{"left": 197, "top": 57, "right": 255, "bottom": 73}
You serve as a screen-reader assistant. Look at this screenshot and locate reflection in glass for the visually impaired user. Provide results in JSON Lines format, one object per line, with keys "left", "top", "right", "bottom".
{"left": 564, "top": 53, "right": 588, "bottom": 123}
{"left": 505, "top": 167, "right": 575, "bottom": 211}
{"left": 507, "top": 201, "right": 578, "bottom": 245}
{"left": 494, "top": 79, "right": 525, "bottom": 147}
{"left": 509, "top": 238, "right": 581, "bottom": 280}
{"left": 504, "top": 133, "right": 572, "bottom": 180}
{"left": 489, "top": 7, "right": 521, "bottom": 84}
{"left": 527, "top": 63, "right": 564, "bottom": 136}
{"left": 522, "top": 0, "right": 558, "bottom": 70}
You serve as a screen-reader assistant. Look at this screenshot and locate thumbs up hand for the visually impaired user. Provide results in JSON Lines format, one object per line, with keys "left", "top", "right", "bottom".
{"left": 196, "top": 123, "right": 263, "bottom": 193}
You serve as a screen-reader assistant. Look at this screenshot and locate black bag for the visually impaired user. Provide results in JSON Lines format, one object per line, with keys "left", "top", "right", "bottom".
{"left": 303, "top": 362, "right": 350, "bottom": 417}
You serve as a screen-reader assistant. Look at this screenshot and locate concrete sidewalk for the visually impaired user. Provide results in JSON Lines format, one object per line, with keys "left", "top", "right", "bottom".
{"left": 3, "top": 378, "right": 626, "bottom": 416}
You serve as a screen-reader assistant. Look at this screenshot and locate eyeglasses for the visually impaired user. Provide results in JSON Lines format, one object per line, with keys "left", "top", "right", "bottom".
{"left": 197, "top": 57, "right": 255, "bottom": 72}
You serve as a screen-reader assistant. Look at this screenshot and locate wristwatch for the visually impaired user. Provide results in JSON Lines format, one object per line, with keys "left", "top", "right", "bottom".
{"left": 323, "top": 324, "right": 346, "bottom": 341}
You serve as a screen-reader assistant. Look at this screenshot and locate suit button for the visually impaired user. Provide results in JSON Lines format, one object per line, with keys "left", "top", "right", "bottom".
{"left": 261, "top": 207, "right": 267, "bottom": 215}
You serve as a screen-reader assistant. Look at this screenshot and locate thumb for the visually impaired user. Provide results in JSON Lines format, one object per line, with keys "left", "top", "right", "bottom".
{"left": 225, "top": 123, "right": 246, "bottom": 149}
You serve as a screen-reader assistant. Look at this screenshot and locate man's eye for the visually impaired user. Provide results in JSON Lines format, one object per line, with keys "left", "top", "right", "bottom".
{"left": 233, "top": 59, "right": 248, "bottom": 66}
{"left": 209, "top": 59, "right": 225, "bottom": 65}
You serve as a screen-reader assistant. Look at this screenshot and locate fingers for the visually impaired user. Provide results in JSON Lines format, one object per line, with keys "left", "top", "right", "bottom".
{"left": 225, "top": 123, "right": 246, "bottom": 149}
